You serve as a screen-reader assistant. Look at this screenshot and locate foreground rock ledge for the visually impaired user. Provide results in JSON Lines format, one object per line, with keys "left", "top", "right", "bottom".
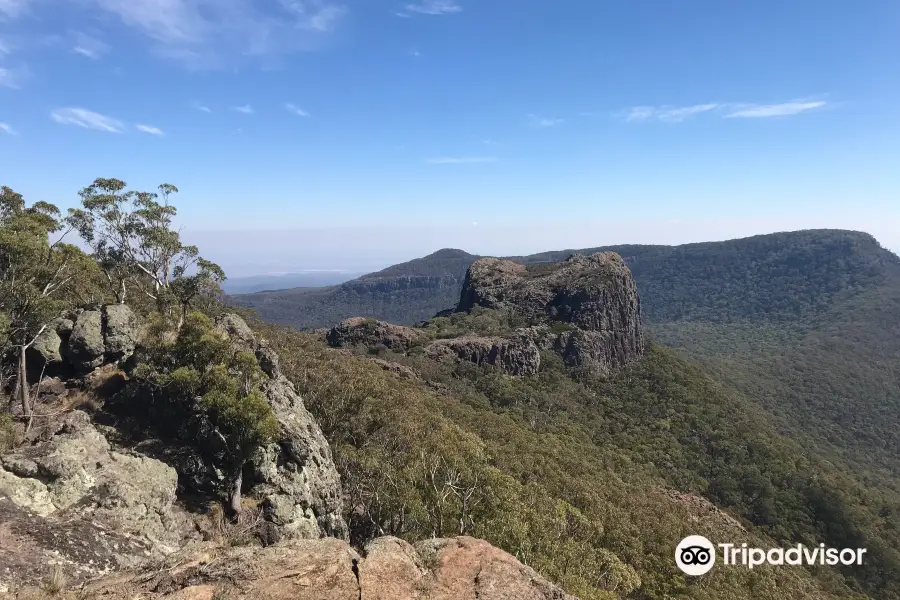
{"left": 43, "top": 536, "right": 576, "bottom": 600}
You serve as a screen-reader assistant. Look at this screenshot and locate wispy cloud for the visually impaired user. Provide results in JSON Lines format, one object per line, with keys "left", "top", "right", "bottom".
{"left": 0, "top": 0, "right": 28, "bottom": 19}
{"left": 427, "top": 156, "right": 498, "bottom": 164}
{"left": 71, "top": 32, "right": 110, "bottom": 59}
{"left": 0, "top": 65, "right": 27, "bottom": 89}
{"left": 136, "top": 124, "right": 164, "bottom": 135}
{"left": 398, "top": 0, "right": 461, "bottom": 17}
{"left": 233, "top": 104, "right": 254, "bottom": 114}
{"left": 625, "top": 103, "right": 720, "bottom": 123}
{"left": 527, "top": 114, "right": 564, "bottom": 128}
{"left": 285, "top": 102, "right": 310, "bottom": 117}
{"left": 192, "top": 101, "right": 211, "bottom": 113}
{"left": 620, "top": 99, "right": 830, "bottom": 122}
{"left": 724, "top": 101, "right": 827, "bottom": 118}
{"left": 0, "top": 39, "right": 11, "bottom": 55}
{"left": 0, "top": 122, "right": 15, "bottom": 135}
{"left": 76, "top": 0, "right": 348, "bottom": 68}
{"left": 51, "top": 107, "right": 124, "bottom": 133}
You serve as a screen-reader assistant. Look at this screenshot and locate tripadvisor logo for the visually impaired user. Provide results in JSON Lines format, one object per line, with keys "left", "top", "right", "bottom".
{"left": 675, "top": 535, "right": 867, "bottom": 576}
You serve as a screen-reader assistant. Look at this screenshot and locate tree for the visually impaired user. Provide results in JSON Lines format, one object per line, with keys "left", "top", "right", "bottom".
{"left": 134, "top": 312, "right": 279, "bottom": 515}
{"left": 0, "top": 186, "right": 102, "bottom": 424}
{"left": 69, "top": 178, "right": 225, "bottom": 324}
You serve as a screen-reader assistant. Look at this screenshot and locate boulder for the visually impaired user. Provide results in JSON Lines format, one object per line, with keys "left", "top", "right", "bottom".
{"left": 64, "top": 310, "right": 105, "bottom": 371}
{"left": 327, "top": 317, "right": 426, "bottom": 351}
{"left": 426, "top": 334, "right": 541, "bottom": 376}
{"left": 74, "top": 536, "right": 577, "bottom": 600}
{"left": 26, "top": 326, "right": 63, "bottom": 366}
{"left": 102, "top": 303, "right": 138, "bottom": 360}
{"left": 0, "top": 411, "right": 193, "bottom": 591}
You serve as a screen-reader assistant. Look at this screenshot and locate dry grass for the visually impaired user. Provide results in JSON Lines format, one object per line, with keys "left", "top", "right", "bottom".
{"left": 40, "top": 565, "right": 66, "bottom": 596}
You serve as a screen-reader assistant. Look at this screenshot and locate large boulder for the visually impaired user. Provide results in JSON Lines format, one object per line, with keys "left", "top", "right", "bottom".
{"left": 456, "top": 253, "right": 644, "bottom": 374}
{"left": 64, "top": 310, "right": 105, "bottom": 371}
{"left": 327, "top": 317, "right": 427, "bottom": 351}
{"left": 0, "top": 411, "right": 193, "bottom": 591}
{"left": 73, "top": 536, "right": 577, "bottom": 600}
{"left": 102, "top": 304, "right": 138, "bottom": 360}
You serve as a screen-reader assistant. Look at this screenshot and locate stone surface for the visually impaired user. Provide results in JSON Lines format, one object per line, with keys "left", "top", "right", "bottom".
{"left": 102, "top": 304, "right": 138, "bottom": 361}
{"left": 326, "top": 317, "right": 426, "bottom": 351}
{"left": 426, "top": 334, "right": 541, "bottom": 376}
{"left": 456, "top": 253, "right": 644, "bottom": 374}
{"left": 370, "top": 359, "right": 420, "bottom": 380}
{"left": 250, "top": 374, "right": 347, "bottom": 541}
{"left": 72, "top": 536, "right": 576, "bottom": 600}
{"left": 65, "top": 310, "right": 105, "bottom": 371}
{"left": 0, "top": 411, "right": 192, "bottom": 591}
{"left": 26, "top": 325, "right": 63, "bottom": 366}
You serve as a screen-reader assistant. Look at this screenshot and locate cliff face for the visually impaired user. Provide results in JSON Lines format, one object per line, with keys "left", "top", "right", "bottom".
{"left": 457, "top": 253, "right": 645, "bottom": 373}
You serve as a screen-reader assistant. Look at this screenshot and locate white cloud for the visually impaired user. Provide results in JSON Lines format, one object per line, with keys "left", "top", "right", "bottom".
{"left": 398, "top": 0, "right": 461, "bottom": 17}
{"left": 233, "top": 104, "right": 254, "bottom": 114}
{"left": 71, "top": 32, "right": 110, "bottom": 59}
{"left": 284, "top": 102, "right": 310, "bottom": 117}
{"left": 624, "top": 103, "right": 720, "bottom": 123}
{"left": 51, "top": 107, "right": 124, "bottom": 133}
{"left": 725, "top": 101, "right": 827, "bottom": 118}
{"left": 0, "top": 39, "right": 11, "bottom": 55}
{"left": 0, "top": 0, "right": 28, "bottom": 19}
{"left": 621, "top": 99, "right": 829, "bottom": 122}
{"left": 0, "top": 122, "right": 15, "bottom": 135}
{"left": 427, "top": 156, "right": 498, "bottom": 164}
{"left": 527, "top": 114, "right": 564, "bottom": 128}
{"left": 193, "top": 101, "right": 211, "bottom": 112}
{"left": 136, "top": 124, "right": 165, "bottom": 135}
{"left": 78, "top": 0, "right": 348, "bottom": 68}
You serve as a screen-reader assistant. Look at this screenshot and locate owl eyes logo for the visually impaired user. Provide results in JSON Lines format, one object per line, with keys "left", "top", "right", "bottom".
{"left": 676, "top": 536, "right": 716, "bottom": 575}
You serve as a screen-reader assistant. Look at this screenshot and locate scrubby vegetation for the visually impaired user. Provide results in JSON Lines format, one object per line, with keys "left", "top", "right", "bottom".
{"left": 258, "top": 315, "right": 900, "bottom": 600}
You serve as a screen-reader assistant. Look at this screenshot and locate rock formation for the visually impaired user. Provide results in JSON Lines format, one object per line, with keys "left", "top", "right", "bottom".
{"left": 327, "top": 317, "right": 426, "bottom": 351}
{"left": 28, "top": 305, "right": 139, "bottom": 376}
{"left": 61, "top": 536, "right": 576, "bottom": 600}
{"left": 0, "top": 411, "right": 194, "bottom": 591}
{"left": 109, "top": 313, "right": 347, "bottom": 542}
{"left": 426, "top": 334, "right": 541, "bottom": 376}
{"left": 455, "top": 253, "right": 645, "bottom": 374}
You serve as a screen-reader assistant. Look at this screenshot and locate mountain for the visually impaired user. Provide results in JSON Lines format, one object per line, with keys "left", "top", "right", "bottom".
{"left": 247, "top": 246, "right": 900, "bottom": 600}
{"left": 220, "top": 270, "right": 365, "bottom": 294}
{"left": 230, "top": 248, "right": 480, "bottom": 327}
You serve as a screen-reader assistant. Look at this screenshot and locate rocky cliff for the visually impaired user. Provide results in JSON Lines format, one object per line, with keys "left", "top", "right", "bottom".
{"left": 454, "top": 252, "right": 645, "bottom": 374}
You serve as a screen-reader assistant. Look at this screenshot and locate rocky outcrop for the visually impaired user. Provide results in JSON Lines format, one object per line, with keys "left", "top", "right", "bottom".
{"left": 327, "top": 317, "right": 427, "bottom": 351}
{"left": 456, "top": 253, "right": 644, "bottom": 374}
{"left": 426, "top": 335, "right": 541, "bottom": 376}
{"left": 250, "top": 374, "right": 346, "bottom": 541}
{"left": 29, "top": 305, "right": 140, "bottom": 375}
{"left": 69, "top": 536, "right": 576, "bottom": 600}
{"left": 117, "top": 313, "right": 347, "bottom": 542}
{"left": 0, "top": 411, "right": 194, "bottom": 591}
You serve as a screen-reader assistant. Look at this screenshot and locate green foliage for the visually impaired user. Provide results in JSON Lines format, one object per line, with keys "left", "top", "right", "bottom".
{"left": 69, "top": 178, "right": 225, "bottom": 316}
{"left": 258, "top": 319, "right": 892, "bottom": 600}
{"left": 133, "top": 312, "right": 278, "bottom": 487}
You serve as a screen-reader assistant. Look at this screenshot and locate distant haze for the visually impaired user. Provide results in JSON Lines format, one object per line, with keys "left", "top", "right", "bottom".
{"left": 185, "top": 217, "right": 900, "bottom": 278}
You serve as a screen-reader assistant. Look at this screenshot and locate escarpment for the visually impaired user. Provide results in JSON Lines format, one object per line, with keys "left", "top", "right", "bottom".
{"left": 329, "top": 252, "right": 645, "bottom": 376}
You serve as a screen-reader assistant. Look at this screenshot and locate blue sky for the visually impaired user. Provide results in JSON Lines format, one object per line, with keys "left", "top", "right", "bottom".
{"left": 1, "top": 0, "right": 899, "bottom": 274}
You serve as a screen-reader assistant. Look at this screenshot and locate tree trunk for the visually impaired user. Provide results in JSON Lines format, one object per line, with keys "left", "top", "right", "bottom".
{"left": 18, "top": 346, "right": 31, "bottom": 423}
{"left": 228, "top": 469, "right": 243, "bottom": 518}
